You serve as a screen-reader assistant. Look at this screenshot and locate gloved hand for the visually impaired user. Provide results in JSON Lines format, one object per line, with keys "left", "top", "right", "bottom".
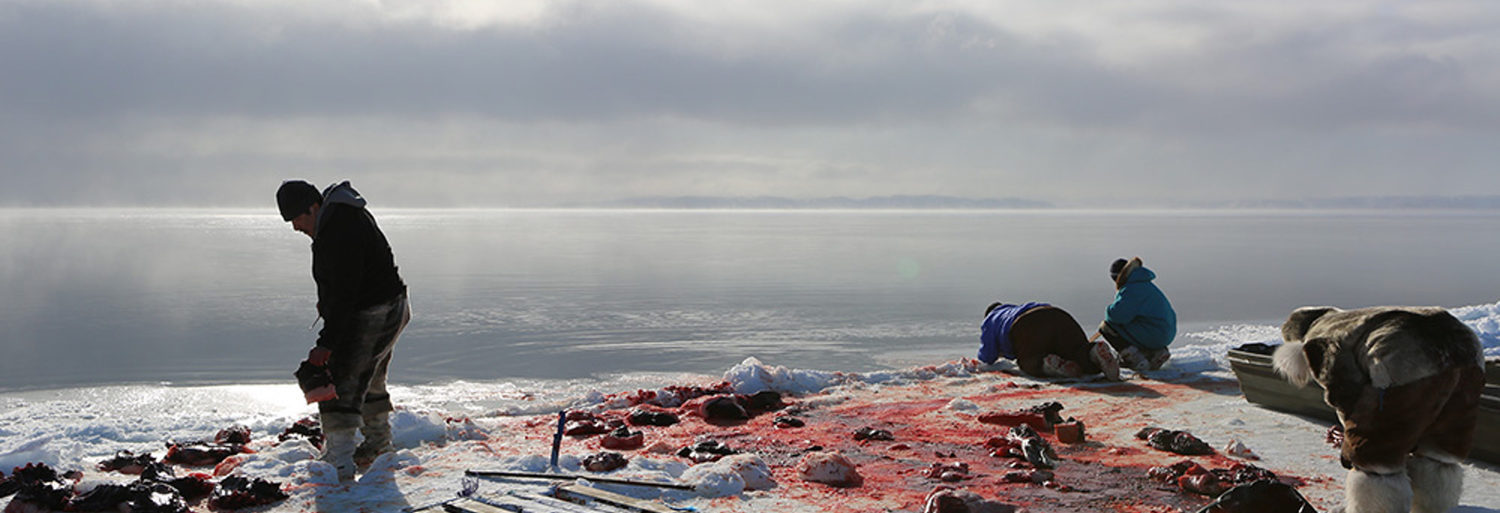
{"left": 294, "top": 360, "right": 338, "bottom": 404}
{"left": 307, "top": 346, "right": 332, "bottom": 367}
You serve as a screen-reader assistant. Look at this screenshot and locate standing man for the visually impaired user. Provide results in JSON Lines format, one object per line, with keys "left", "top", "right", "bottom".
{"left": 1097, "top": 257, "right": 1176, "bottom": 371}
{"left": 277, "top": 180, "right": 410, "bottom": 482}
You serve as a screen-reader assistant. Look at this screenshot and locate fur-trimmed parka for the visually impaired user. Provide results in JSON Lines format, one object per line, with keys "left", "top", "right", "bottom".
{"left": 1274, "top": 306, "right": 1485, "bottom": 470}
{"left": 1103, "top": 257, "right": 1176, "bottom": 350}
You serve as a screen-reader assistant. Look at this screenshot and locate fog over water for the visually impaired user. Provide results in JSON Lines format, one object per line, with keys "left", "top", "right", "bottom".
{"left": 3, "top": 208, "right": 1498, "bottom": 391}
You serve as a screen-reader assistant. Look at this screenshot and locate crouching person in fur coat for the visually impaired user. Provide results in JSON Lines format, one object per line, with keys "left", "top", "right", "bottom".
{"left": 1273, "top": 306, "right": 1485, "bottom": 513}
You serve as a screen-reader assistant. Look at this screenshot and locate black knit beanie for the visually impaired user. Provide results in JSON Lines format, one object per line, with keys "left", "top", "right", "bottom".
{"left": 276, "top": 180, "right": 322, "bottom": 221}
{"left": 1109, "top": 258, "right": 1129, "bottom": 281}
{"left": 984, "top": 302, "right": 1003, "bottom": 317}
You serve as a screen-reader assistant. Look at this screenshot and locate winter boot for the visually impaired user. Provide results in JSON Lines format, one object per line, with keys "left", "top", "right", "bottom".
{"left": 319, "top": 428, "right": 358, "bottom": 482}
{"left": 1041, "top": 354, "right": 1083, "bottom": 378}
{"left": 1408, "top": 455, "right": 1463, "bottom": 513}
{"left": 354, "top": 412, "right": 394, "bottom": 469}
{"left": 1089, "top": 342, "right": 1122, "bottom": 381}
{"left": 1117, "top": 346, "right": 1147, "bottom": 371}
{"left": 1145, "top": 348, "right": 1171, "bottom": 371}
{"left": 1345, "top": 468, "right": 1412, "bottom": 513}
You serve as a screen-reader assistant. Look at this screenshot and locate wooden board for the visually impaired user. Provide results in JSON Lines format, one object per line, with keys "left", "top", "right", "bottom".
{"left": 466, "top": 470, "right": 693, "bottom": 490}
{"left": 414, "top": 494, "right": 617, "bottom": 513}
{"left": 553, "top": 484, "right": 679, "bottom": 513}
{"left": 440, "top": 498, "right": 515, "bottom": 513}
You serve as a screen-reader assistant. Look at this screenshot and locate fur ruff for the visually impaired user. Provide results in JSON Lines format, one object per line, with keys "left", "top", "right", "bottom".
{"left": 1273, "top": 341, "right": 1314, "bottom": 387}
{"left": 1408, "top": 456, "right": 1463, "bottom": 513}
{"left": 1346, "top": 469, "right": 1412, "bottom": 513}
{"left": 1113, "top": 257, "right": 1142, "bottom": 290}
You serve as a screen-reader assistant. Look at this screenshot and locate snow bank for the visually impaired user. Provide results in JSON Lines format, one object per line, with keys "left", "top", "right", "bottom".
{"left": 724, "top": 357, "right": 844, "bottom": 395}
{"left": 1453, "top": 301, "right": 1500, "bottom": 357}
{"left": 723, "top": 356, "right": 984, "bottom": 397}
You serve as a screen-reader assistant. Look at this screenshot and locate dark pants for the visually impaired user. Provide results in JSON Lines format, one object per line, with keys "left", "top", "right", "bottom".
{"left": 1100, "top": 321, "right": 1166, "bottom": 351}
{"left": 1011, "top": 306, "right": 1099, "bottom": 377}
{"left": 321, "top": 291, "right": 410, "bottom": 431}
{"left": 1097, "top": 321, "right": 1135, "bottom": 352}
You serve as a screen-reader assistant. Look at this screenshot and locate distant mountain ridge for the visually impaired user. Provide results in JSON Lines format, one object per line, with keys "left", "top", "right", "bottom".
{"left": 1192, "top": 195, "right": 1500, "bottom": 210}
{"left": 589, "top": 194, "right": 1500, "bottom": 210}
{"left": 593, "top": 195, "right": 1053, "bottom": 209}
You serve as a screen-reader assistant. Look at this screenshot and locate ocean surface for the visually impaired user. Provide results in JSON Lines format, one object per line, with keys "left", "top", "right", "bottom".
{"left": 4, "top": 208, "right": 1500, "bottom": 392}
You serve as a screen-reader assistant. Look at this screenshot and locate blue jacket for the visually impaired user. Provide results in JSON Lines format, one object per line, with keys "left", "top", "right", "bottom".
{"left": 1106, "top": 263, "right": 1176, "bottom": 350}
{"left": 978, "top": 302, "right": 1049, "bottom": 364}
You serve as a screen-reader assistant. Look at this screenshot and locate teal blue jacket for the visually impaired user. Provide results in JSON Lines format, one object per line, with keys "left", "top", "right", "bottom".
{"left": 1105, "top": 265, "right": 1176, "bottom": 350}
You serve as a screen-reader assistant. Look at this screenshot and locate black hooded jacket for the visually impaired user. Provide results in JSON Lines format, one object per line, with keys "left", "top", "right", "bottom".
{"left": 312, "top": 181, "right": 406, "bottom": 355}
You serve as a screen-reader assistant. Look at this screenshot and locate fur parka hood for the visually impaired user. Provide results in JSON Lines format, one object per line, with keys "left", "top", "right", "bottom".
{"left": 1113, "top": 257, "right": 1148, "bottom": 290}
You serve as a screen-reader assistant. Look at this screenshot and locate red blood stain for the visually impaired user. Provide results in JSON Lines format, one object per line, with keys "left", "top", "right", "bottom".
{"left": 480, "top": 373, "right": 1326, "bottom": 512}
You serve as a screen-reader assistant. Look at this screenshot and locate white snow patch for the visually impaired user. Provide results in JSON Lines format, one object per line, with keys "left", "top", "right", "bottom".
{"left": 680, "top": 462, "right": 745, "bottom": 497}
{"left": 725, "top": 357, "right": 843, "bottom": 395}
{"left": 946, "top": 398, "right": 981, "bottom": 412}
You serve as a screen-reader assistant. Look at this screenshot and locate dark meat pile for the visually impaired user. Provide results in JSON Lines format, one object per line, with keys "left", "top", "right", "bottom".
{"left": 1, "top": 421, "right": 312, "bottom": 513}
{"left": 207, "top": 475, "right": 289, "bottom": 510}
{"left": 600, "top": 427, "right": 645, "bottom": 450}
{"left": 581, "top": 452, "right": 629, "bottom": 472}
{"left": 1136, "top": 426, "right": 1215, "bottom": 456}
{"left": 676, "top": 440, "right": 740, "bottom": 463}
{"left": 1147, "top": 459, "right": 1278, "bottom": 496}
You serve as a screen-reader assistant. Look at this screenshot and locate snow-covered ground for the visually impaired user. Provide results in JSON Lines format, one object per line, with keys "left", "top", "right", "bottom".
{"left": 4, "top": 303, "right": 1500, "bottom": 512}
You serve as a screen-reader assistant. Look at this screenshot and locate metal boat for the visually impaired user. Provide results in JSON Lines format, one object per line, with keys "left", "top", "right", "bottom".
{"left": 1227, "top": 343, "right": 1500, "bottom": 466}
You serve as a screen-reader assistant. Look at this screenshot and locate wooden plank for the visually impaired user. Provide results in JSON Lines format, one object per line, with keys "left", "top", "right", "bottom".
{"left": 553, "top": 484, "right": 680, "bottom": 513}
{"left": 414, "top": 495, "right": 602, "bottom": 513}
{"left": 511, "top": 491, "right": 635, "bottom": 513}
{"left": 440, "top": 498, "right": 517, "bottom": 513}
{"left": 406, "top": 498, "right": 460, "bottom": 513}
{"left": 484, "top": 495, "right": 611, "bottom": 513}
{"left": 466, "top": 470, "right": 695, "bottom": 490}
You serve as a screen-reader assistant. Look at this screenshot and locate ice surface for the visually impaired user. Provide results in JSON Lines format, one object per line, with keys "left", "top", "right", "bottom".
{"left": 3, "top": 303, "right": 1499, "bottom": 512}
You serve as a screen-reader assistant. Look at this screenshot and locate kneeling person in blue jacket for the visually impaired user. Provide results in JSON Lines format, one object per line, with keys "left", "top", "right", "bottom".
{"left": 1098, "top": 257, "right": 1176, "bottom": 371}
{"left": 978, "top": 302, "right": 1121, "bottom": 381}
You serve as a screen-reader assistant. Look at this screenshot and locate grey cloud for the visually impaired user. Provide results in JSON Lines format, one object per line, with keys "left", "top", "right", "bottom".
{"left": 0, "top": 2, "right": 1196, "bottom": 127}
{"left": 1, "top": 2, "right": 998, "bottom": 123}
{"left": 4, "top": 1, "right": 1500, "bottom": 206}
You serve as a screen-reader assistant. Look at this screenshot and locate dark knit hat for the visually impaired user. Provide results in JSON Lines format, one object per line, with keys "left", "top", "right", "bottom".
{"left": 276, "top": 180, "right": 322, "bottom": 221}
{"left": 1109, "top": 258, "right": 1129, "bottom": 281}
{"left": 984, "top": 302, "right": 1003, "bottom": 317}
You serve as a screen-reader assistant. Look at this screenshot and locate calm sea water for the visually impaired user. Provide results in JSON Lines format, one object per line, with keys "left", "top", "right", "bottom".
{"left": 3, "top": 208, "right": 1499, "bottom": 391}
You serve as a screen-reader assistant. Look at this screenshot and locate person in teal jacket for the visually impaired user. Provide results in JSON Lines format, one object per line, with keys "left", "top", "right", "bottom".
{"left": 1097, "top": 257, "right": 1176, "bottom": 371}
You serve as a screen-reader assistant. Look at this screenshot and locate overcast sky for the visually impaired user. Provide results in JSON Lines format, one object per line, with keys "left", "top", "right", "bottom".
{"left": 3, "top": 0, "right": 1499, "bottom": 207}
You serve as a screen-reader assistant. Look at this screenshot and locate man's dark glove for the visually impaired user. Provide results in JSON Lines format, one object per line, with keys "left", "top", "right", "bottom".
{"left": 294, "top": 360, "right": 337, "bottom": 404}
{"left": 307, "top": 346, "right": 332, "bottom": 367}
